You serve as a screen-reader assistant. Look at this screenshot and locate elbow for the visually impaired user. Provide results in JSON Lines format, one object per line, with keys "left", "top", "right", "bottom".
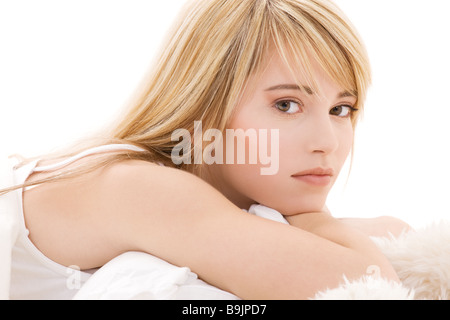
{"left": 340, "top": 250, "right": 401, "bottom": 287}
{"left": 307, "top": 251, "right": 400, "bottom": 299}
{"left": 308, "top": 257, "right": 404, "bottom": 300}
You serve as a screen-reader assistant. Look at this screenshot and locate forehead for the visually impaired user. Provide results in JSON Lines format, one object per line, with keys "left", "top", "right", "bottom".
{"left": 246, "top": 49, "right": 355, "bottom": 100}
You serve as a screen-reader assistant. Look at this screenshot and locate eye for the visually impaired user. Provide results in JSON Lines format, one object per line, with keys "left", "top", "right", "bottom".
{"left": 330, "top": 105, "right": 358, "bottom": 118}
{"left": 274, "top": 100, "right": 301, "bottom": 114}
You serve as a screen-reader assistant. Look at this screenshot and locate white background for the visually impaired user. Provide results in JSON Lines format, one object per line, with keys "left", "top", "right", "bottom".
{"left": 1, "top": 0, "right": 449, "bottom": 228}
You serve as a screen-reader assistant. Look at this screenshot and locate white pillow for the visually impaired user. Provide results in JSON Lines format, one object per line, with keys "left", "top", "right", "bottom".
{"left": 73, "top": 251, "right": 239, "bottom": 300}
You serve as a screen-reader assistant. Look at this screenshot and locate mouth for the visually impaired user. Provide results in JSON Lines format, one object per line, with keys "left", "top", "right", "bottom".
{"left": 291, "top": 167, "right": 334, "bottom": 187}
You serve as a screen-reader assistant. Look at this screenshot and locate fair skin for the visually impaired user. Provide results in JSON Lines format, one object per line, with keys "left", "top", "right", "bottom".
{"left": 204, "top": 51, "right": 355, "bottom": 215}
{"left": 22, "top": 49, "right": 408, "bottom": 299}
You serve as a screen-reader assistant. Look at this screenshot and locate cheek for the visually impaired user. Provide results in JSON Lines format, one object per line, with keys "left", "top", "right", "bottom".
{"left": 337, "top": 125, "right": 354, "bottom": 163}
{"left": 218, "top": 162, "right": 291, "bottom": 212}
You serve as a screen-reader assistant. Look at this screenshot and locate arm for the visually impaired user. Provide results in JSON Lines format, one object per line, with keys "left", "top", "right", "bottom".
{"left": 284, "top": 212, "right": 399, "bottom": 271}
{"left": 338, "top": 216, "right": 412, "bottom": 238}
{"left": 96, "top": 161, "right": 399, "bottom": 299}
{"left": 319, "top": 206, "right": 412, "bottom": 238}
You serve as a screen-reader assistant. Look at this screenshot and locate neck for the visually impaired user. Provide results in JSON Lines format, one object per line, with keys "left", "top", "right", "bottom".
{"left": 197, "top": 164, "right": 255, "bottom": 211}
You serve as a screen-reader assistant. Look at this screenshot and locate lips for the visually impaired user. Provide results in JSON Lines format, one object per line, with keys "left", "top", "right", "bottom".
{"left": 292, "top": 167, "right": 334, "bottom": 177}
{"left": 291, "top": 167, "right": 334, "bottom": 186}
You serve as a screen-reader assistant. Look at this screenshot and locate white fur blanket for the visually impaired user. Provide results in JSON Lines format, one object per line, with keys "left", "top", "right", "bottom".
{"left": 73, "top": 205, "right": 450, "bottom": 300}
{"left": 314, "top": 221, "right": 450, "bottom": 300}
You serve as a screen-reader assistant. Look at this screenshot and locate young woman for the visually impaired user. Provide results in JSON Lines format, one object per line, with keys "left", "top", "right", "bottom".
{"left": 1, "top": 0, "right": 409, "bottom": 299}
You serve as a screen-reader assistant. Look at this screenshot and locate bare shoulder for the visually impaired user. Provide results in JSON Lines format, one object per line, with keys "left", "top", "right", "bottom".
{"left": 97, "top": 160, "right": 231, "bottom": 213}
{"left": 93, "top": 159, "right": 242, "bottom": 251}
{"left": 98, "top": 158, "right": 241, "bottom": 227}
{"left": 24, "top": 159, "right": 230, "bottom": 270}
{"left": 104, "top": 160, "right": 207, "bottom": 191}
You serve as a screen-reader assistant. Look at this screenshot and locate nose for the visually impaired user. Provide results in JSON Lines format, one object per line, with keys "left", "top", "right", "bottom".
{"left": 304, "top": 115, "right": 339, "bottom": 155}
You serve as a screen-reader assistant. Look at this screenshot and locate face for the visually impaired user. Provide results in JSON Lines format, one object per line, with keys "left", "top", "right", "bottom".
{"left": 205, "top": 50, "right": 356, "bottom": 215}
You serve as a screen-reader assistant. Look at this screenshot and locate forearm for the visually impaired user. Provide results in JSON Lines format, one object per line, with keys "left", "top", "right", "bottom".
{"left": 285, "top": 213, "right": 400, "bottom": 281}
{"left": 285, "top": 212, "right": 368, "bottom": 248}
{"left": 338, "top": 217, "right": 413, "bottom": 238}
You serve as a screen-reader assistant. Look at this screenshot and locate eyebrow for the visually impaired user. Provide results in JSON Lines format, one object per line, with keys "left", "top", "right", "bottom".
{"left": 264, "top": 83, "right": 356, "bottom": 98}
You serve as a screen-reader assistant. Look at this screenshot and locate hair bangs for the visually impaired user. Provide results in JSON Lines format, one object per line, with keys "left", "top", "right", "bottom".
{"left": 261, "top": 0, "right": 370, "bottom": 124}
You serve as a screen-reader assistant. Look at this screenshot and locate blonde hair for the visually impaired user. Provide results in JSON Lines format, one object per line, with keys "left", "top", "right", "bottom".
{"left": 1, "top": 0, "right": 371, "bottom": 194}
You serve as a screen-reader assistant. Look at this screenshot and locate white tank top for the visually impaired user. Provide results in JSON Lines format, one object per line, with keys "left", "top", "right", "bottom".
{"left": 8, "top": 144, "right": 146, "bottom": 300}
